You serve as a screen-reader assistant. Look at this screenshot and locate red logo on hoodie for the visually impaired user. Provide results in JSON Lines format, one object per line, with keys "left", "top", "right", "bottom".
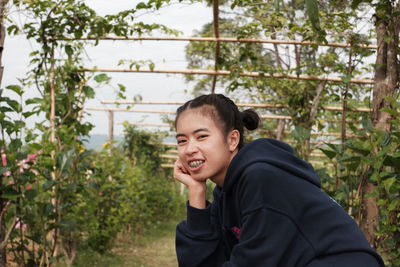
{"left": 231, "top": 226, "right": 241, "bottom": 240}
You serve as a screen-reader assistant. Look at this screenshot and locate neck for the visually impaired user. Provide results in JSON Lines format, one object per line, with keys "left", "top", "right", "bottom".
{"left": 211, "top": 149, "right": 238, "bottom": 187}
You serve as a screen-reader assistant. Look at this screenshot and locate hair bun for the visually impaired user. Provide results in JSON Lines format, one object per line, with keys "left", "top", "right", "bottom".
{"left": 241, "top": 109, "right": 260, "bottom": 131}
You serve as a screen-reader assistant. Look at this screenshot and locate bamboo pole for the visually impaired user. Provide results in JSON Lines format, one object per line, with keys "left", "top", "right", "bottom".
{"left": 118, "top": 122, "right": 170, "bottom": 127}
{"left": 86, "top": 107, "right": 365, "bottom": 124}
{"left": 100, "top": 100, "right": 372, "bottom": 112}
{"left": 108, "top": 111, "right": 114, "bottom": 144}
{"left": 211, "top": 0, "right": 220, "bottom": 94}
{"left": 81, "top": 68, "right": 375, "bottom": 85}
{"left": 55, "top": 36, "right": 378, "bottom": 50}
{"left": 85, "top": 107, "right": 175, "bottom": 114}
{"left": 49, "top": 50, "right": 60, "bottom": 260}
{"left": 87, "top": 107, "right": 292, "bottom": 119}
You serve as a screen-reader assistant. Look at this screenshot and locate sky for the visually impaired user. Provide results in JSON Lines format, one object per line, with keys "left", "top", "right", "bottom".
{"left": 3, "top": 0, "right": 212, "bottom": 136}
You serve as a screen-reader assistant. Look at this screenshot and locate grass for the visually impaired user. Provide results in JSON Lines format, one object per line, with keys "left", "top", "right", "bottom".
{"left": 69, "top": 219, "right": 181, "bottom": 267}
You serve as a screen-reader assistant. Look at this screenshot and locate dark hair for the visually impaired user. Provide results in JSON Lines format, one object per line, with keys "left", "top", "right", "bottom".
{"left": 175, "top": 94, "right": 259, "bottom": 149}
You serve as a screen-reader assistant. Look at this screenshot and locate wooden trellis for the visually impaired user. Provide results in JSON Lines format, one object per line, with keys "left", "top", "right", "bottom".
{"left": 75, "top": 1, "right": 379, "bottom": 168}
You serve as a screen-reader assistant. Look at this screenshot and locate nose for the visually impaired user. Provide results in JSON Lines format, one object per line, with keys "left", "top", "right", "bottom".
{"left": 184, "top": 139, "right": 198, "bottom": 155}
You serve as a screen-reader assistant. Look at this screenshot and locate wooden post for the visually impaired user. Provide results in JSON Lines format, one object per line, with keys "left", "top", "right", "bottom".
{"left": 275, "top": 120, "right": 286, "bottom": 141}
{"left": 108, "top": 111, "right": 114, "bottom": 145}
{"left": 211, "top": 0, "right": 220, "bottom": 94}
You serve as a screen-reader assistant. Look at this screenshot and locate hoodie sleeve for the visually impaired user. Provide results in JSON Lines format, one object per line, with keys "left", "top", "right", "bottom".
{"left": 221, "top": 164, "right": 316, "bottom": 266}
{"left": 176, "top": 199, "right": 226, "bottom": 267}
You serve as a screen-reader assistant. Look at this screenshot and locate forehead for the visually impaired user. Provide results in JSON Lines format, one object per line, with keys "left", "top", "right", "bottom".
{"left": 176, "top": 108, "right": 219, "bottom": 132}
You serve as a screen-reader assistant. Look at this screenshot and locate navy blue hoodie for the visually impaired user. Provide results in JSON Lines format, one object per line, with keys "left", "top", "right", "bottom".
{"left": 176, "top": 138, "right": 384, "bottom": 266}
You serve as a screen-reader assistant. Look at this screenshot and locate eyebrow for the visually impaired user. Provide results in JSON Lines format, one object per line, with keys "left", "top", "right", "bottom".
{"left": 175, "top": 128, "right": 210, "bottom": 139}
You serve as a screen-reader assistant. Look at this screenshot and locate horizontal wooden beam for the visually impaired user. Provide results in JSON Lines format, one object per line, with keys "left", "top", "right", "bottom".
{"left": 55, "top": 36, "right": 378, "bottom": 49}
{"left": 87, "top": 107, "right": 295, "bottom": 120}
{"left": 85, "top": 107, "right": 175, "bottom": 114}
{"left": 117, "top": 122, "right": 170, "bottom": 127}
{"left": 101, "top": 100, "right": 371, "bottom": 113}
{"left": 81, "top": 68, "right": 375, "bottom": 85}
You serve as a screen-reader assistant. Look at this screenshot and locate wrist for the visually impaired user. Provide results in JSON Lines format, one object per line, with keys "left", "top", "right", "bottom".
{"left": 187, "top": 184, "right": 207, "bottom": 209}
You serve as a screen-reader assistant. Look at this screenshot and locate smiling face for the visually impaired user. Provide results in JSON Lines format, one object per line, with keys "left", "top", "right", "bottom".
{"left": 175, "top": 107, "right": 239, "bottom": 186}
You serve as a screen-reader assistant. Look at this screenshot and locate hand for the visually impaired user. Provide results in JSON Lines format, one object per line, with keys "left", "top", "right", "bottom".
{"left": 174, "top": 159, "right": 207, "bottom": 209}
{"left": 173, "top": 159, "right": 205, "bottom": 189}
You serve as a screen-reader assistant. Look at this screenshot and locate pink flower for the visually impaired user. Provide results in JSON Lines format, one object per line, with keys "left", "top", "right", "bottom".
{"left": 31, "top": 169, "right": 39, "bottom": 175}
{"left": 15, "top": 218, "right": 27, "bottom": 231}
{"left": 3, "top": 171, "right": 11, "bottom": 177}
{"left": 21, "top": 163, "right": 30, "bottom": 169}
{"left": 27, "top": 154, "right": 37, "bottom": 162}
{"left": 1, "top": 153, "right": 6, "bottom": 166}
{"left": 8, "top": 180, "right": 15, "bottom": 185}
{"left": 26, "top": 185, "right": 32, "bottom": 190}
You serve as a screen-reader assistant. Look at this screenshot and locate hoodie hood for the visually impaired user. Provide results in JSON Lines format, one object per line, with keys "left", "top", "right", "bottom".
{"left": 223, "top": 138, "right": 320, "bottom": 192}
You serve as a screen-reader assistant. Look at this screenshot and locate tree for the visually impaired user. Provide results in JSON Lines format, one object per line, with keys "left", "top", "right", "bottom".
{"left": 353, "top": 0, "right": 399, "bottom": 252}
{"left": 185, "top": 0, "right": 373, "bottom": 159}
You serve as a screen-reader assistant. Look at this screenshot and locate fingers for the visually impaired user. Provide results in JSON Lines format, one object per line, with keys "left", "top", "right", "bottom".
{"left": 173, "top": 159, "right": 194, "bottom": 186}
{"left": 173, "top": 159, "right": 188, "bottom": 179}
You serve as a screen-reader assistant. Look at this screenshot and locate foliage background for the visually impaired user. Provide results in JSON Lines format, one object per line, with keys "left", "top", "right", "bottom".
{"left": 0, "top": 0, "right": 399, "bottom": 266}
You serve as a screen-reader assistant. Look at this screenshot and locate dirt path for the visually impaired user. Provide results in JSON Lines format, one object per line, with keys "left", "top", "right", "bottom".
{"left": 112, "top": 221, "right": 178, "bottom": 267}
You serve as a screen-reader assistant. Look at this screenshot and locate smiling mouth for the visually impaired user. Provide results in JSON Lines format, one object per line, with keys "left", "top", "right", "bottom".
{"left": 188, "top": 160, "right": 205, "bottom": 169}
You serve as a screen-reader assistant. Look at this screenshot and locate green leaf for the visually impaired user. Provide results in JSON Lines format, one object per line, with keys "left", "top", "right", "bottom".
{"left": 382, "top": 177, "right": 396, "bottom": 194}
{"left": 341, "top": 74, "right": 352, "bottom": 84}
{"left": 22, "top": 111, "right": 37, "bottom": 118}
{"left": 380, "top": 107, "right": 398, "bottom": 116}
{"left": 351, "top": 0, "right": 372, "bottom": 9}
{"left": 306, "top": 0, "right": 320, "bottom": 28}
{"left": 93, "top": 74, "right": 111, "bottom": 83}
{"left": 149, "top": 62, "right": 155, "bottom": 71}
{"left": 2, "top": 186, "right": 20, "bottom": 200}
{"left": 43, "top": 203, "right": 55, "bottom": 217}
{"left": 65, "top": 45, "right": 74, "bottom": 57}
{"left": 291, "top": 126, "right": 309, "bottom": 142}
{"left": 274, "top": 0, "right": 280, "bottom": 13}
{"left": 136, "top": 2, "right": 148, "bottom": 9}
{"left": 57, "top": 149, "right": 75, "bottom": 173}
{"left": 346, "top": 144, "right": 370, "bottom": 156}
{"left": 7, "top": 25, "right": 19, "bottom": 35}
{"left": 25, "top": 189, "right": 38, "bottom": 200}
{"left": 5, "top": 99, "right": 21, "bottom": 112}
{"left": 25, "top": 97, "right": 45, "bottom": 105}
{"left": 83, "top": 86, "right": 95, "bottom": 99}
{"left": 0, "top": 106, "right": 13, "bottom": 113}
{"left": 6, "top": 85, "right": 23, "bottom": 96}
{"left": 9, "top": 139, "right": 22, "bottom": 151}
{"left": 117, "top": 84, "right": 126, "bottom": 92}
{"left": 43, "top": 180, "right": 58, "bottom": 191}
{"left": 383, "top": 155, "right": 400, "bottom": 170}
{"left": 319, "top": 147, "right": 337, "bottom": 159}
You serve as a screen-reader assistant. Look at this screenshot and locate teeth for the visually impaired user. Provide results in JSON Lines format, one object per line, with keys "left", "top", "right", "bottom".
{"left": 189, "top": 160, "right": 204, "bottom": 168}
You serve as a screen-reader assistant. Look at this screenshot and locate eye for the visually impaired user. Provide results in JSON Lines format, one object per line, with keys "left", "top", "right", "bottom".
{"left": 177, "top": 138, "right": 187, "bottom": 145}
{"left": 198, "top": 134, "right": 208, "bottom": 140}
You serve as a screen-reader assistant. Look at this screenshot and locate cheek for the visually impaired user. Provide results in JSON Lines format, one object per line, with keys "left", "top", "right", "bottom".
{"left": 177, "top": 149, "right": 187, "bottom": 163}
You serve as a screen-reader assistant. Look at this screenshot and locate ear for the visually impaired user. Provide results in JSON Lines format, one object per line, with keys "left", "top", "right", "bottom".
{"left": 227, "top": 130, "right": 240, "bottom": 152}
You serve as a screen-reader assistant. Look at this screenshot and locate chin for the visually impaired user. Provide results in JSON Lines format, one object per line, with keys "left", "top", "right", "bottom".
{"left": 192, "top": 175, "right": 209, "bottom": 182}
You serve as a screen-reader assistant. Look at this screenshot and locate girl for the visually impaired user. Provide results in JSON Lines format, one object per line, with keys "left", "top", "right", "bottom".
{"left": 173, "top": 94, "right": 384, "bottom": 267}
